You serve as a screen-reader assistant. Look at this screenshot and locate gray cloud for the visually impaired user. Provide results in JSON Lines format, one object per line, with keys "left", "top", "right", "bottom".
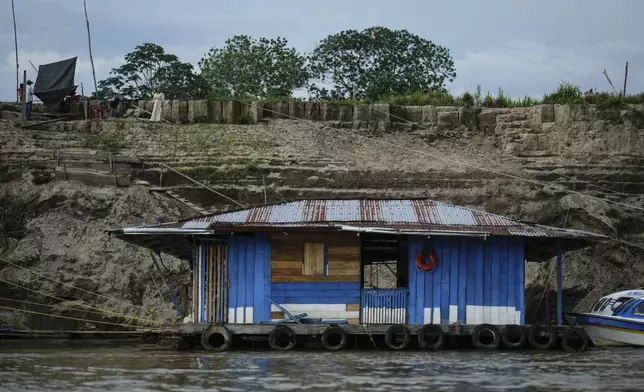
{"left": 2, "top": 0, "right": 643, "bottom": 101}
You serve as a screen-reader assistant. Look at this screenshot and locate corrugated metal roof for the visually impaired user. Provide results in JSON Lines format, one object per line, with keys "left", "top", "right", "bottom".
{"left": 113, "top": 199, "right": 607, "bottom": 240}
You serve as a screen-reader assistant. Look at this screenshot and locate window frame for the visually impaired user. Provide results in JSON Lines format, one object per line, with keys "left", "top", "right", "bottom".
{"left": 302, "top": 242, "right": 328, "bottom": 277}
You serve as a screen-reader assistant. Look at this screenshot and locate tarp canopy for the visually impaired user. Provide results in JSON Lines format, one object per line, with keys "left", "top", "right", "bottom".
{"left": 34, "top": 57, "right": 77, "bottom": 109}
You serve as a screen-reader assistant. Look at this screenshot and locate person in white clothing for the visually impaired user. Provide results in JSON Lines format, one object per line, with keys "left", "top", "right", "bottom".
{"left": 26, "top": 80, "right": 34, "bottom": 120}
{"left": 150, "top": 88, "right": 164, "bottom": 122}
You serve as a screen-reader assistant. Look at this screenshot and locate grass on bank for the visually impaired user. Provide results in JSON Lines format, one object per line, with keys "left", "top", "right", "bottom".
{"left": 379, "top": 83, "right": 644, "bottom": 109}
{"left": 242, "top": 82, "right": 644, "bottom": 109}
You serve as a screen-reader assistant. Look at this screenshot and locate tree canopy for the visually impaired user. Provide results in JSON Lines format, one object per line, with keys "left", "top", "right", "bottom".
{"left": 98, "top": 43, "right": 207, "bottom": 100}
{"left": 308, "top": 27, "right": 456, "bottom": 100}
{"left": 198, "top": 35, "right": 308, "bottom": 99}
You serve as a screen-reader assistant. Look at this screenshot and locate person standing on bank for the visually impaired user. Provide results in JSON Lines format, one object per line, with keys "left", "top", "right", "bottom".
{"left": 25, "top": 80, "right": 34, "bottom": 120}
{"left": 150, "top": 88, "right": 164, "bottom": 122}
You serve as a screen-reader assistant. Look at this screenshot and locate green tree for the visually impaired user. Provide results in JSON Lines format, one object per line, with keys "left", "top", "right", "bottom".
{"left": 98, "top": 43, "right": 206, "bottom": 100}
{"left": 198, "top": 35, "right": 308, "bottom": 99}
{"left": 309, "top": 27, "right": 456, "bottom": 100}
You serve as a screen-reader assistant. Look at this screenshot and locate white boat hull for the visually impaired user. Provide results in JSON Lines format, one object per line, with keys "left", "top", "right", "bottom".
{"left": 582, "top": 324, "right": 644, "bottom": 347}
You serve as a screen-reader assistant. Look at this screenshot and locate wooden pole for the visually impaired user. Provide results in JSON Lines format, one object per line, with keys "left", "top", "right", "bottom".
{"left": 29, "top": 61, "right": 38, "bottom": 73}
{"left": 21, "top": 70, "right": 26, "bottom": 123}
{"left": 602, "top": 69, "right": 619, "bottom": 95}
{"left": 11, "top": 0, "right": 19, "bottom": 103}
{"left": 81, "top": 83, "right": 88, "bottom": 121}
{"left": 83, "top": 0, "right": 99, "bottom": 96}
{"left": 623, "top": 61, "right": 629, "bottom": 97}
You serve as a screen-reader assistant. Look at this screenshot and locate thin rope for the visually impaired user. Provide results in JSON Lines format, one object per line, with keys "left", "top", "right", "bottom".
{"left": 0, "top": 277, "right": 161, "bottom": 326}
{"left": 157, "top": 162, "right": 246, "bottom": 207}
{"left": 0, "top": 296, "right": 125, "bottom": 319}
{"left": 0, "top": 305, "right": 158, "bottom": 330}
{"left": 238, "top": 101, "right": 644, "bottom": 213}
{"left": 0, "top": 257, "right": 157, "bottom": 314}
{"left": 532, "top": 175, "right": 577, "bottom": 323}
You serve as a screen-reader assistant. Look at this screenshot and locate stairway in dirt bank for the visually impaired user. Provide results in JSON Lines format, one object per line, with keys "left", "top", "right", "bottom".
{"left": 3, "top": 122, "right": 644, "bottom": 216}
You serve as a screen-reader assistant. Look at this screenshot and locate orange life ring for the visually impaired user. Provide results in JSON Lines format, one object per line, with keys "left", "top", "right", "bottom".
{"left": 416, "top": 251, "right": 437, "bottom": 272}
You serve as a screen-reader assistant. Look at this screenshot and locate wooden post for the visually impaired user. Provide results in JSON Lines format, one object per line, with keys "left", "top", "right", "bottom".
{"left": 556, "top": 239, "right": 563, "bottom": 326}
{"left": 11, "top": 0, "right": 19, "bottom": 103}
{"left": 81, "top": 83, "right": 88, "bottom": 121}
{"left": 63, "top": 164, "right": 67, "bottom": 181}
{"left": 83, "top": 0, "right": 98, "bottom": 95}
{"left": 21, "top": 70, "right": 26, "bottom": 123}
{"left": 623, "top": 61, "right": 629, "bottom": 97}
{"left": 602, "top": 69, "right": 619, "bottom": 95}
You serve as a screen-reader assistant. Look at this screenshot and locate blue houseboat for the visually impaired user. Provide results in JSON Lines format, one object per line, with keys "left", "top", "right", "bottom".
{"left": 110, "top": 199, "right": 606, "bottom": 351}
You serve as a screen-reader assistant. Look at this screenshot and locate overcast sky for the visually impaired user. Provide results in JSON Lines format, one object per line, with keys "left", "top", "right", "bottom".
{"left": 1, "top": 0, "right": 643, "bottom": 101}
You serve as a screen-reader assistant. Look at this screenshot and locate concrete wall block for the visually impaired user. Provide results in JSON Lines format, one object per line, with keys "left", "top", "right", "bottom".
{"left": 188, "top": 100, "right": 208, "bottom": 123}
{"left": 249, "top": 101, "right": 263, "bottom": 124}
{"left": 171, "top": 100, "right": 188, "bottom": 123}
{"left": 353, "top": 104, "right": 372, "bottom": 122}
{"left": 261, "top": 102, "right": 272, "bottom": 119}
{"left": 554, "top": 104, "right": 571, "bottom": 125}
{"left": 272, "top": 102, "right": 289, "bottom": 119}
{"left": 305, "top": 102, "right": 322, "bottom": 121}
{"left": 322, "top": 103, "right": 340, "bottom": 121}
{"left": 437, "top": 110, "right": 460, "bottom": 128}
{"left": 405, "top": 106, "right": 423, "bottom": 123}
{"left": 534, "top": 104, "right": 555, "bottom": 125}
{"left": 161, "top": 100, "right": 172, "bottom": 121}
{"left": 137, "top": 100, "right": 147, "bottom": 112}
{"left": 372, "top": 104, "right": 391, "bottom": 127}
{"left": 289, "top": 102, "right": 306, "bottom": 119}
{"left": 144, "top": 101, "right": 154, "bottom": 113}
{"left": 338, "top": 104, "right": 353, "bottom": 122}
{"left": 459, "top": 107, "right": 481, "bottom": 130}
{"left": 421, "top": 105, "right": 437, "bottom": 124}
{"left": 222, "top": 100, "right": 241, "bottom": 124}
{"left": 239, "top": 101, "right": 251, "bottom": 124}
{"left": 208, "top": 100, "right": 223, "bottom": 123}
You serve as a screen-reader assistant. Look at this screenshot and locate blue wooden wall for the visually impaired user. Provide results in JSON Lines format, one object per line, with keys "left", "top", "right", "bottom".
{"left": 408, "top": 236, "right": 525, "bottom": 325}
{"left": 271, "top": 282, "right": 360, "bottom": 304}
{"left": 227, "top": 234, "right": 271, "bottom": 324}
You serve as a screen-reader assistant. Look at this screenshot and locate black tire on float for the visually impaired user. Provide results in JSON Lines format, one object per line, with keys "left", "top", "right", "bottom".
{"left": 201, "top": 325, "right": 233, "bottom": 352}
{"left": 528, "top": 323, "right": 557, "bottom": 350}
{"left": 417, "top": 324, "right": 445, "bottom": 350}
{"left": 321, "top": 326, "right": 348, "bottom": 351}
{"left": 471, "top": 324, "right": 501, "bottom": 350}
{"left": 268, "top": 326, "right": 297, "bottom": 351}
{"left": 501, "top": 324, "right": 527, "bottom": 349}
{"left": 561, "top": 329, "right": 589, "bottom": 352}
{"left": 384, "top": 325, "right": 411, "bottom": 350}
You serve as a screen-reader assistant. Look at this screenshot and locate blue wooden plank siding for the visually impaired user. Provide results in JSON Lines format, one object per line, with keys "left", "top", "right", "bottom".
{"left": 226, "top": 234, "right": 271, "bottom": 324}
{"left": 408, "top": 236, "right": 525, "bottom": 325}
{"left": 362, "top": 288, "right": 408, "bottom": 324}
{"left": 271, "top": 282, "right": 360, "bottom": 304}
{"left": 270, "top": 282, "right": 361, "bottom": 320}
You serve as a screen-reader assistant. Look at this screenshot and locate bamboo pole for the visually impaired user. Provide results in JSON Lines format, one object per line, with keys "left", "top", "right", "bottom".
{"left": 83, "top": 0, "right": 98, "bottom": 96}
{"left": 81, "top": 83, "right": 88, "bottom": 121}
{"left": 623, "top": 61, "right": 629, "bottom": 97}
{"left": 11, "top": 0, "right": 19, "bottom": 103}
{"left": 602, "top": 69, "right": 619, "bottom": 95}
{"left": 21, "top": 70, "right": 26, "bottom": 123}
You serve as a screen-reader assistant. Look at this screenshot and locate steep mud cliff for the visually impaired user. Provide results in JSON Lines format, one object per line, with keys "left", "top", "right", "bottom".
{"left": 1, "top": 101, "right": 644, "bottom": 328}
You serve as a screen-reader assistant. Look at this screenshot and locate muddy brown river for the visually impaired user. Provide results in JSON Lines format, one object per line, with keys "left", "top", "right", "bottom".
{"left": 0, "top": 346, "right": 643, "bottom": 391}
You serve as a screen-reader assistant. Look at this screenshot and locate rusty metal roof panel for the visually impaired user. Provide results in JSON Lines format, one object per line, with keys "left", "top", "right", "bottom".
{"left": 116, "top": 199, "right": 606, "bottom": 240}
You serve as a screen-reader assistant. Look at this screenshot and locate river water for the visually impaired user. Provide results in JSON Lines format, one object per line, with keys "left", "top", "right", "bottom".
{"left": 0, "top": 346, "right": 642, "bottom": 391}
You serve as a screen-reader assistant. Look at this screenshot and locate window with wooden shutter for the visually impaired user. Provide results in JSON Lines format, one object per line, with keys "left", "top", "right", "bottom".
{"left": 303, "top": 242, "right": 326, "bottom": 276}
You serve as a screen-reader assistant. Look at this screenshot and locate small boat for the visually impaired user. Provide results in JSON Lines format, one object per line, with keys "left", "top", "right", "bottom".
{"left": 568, "top": 289, "right": 644, "bottom": 347}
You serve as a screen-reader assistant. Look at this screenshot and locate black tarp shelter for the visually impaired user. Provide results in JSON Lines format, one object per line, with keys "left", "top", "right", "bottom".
{"left": 34, "top": 57, "right": 77, "bottom": 109}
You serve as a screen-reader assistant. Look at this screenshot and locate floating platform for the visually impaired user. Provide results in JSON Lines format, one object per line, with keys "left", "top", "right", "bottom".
{"left": 161, "top": 322, "right": 591, "bottom": 352}
{"left": 0, "top": 322, "right": 591, "bottom": 352}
